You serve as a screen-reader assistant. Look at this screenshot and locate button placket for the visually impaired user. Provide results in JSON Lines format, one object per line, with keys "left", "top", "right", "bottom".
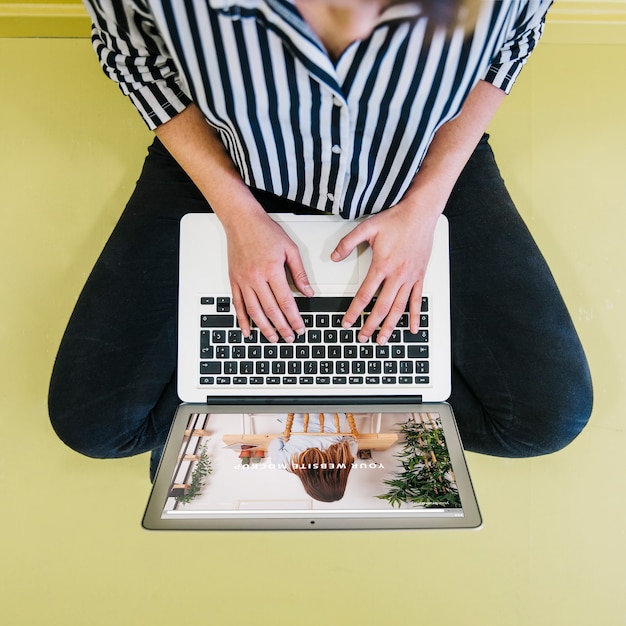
{"left": 325, "top": 92, "right": 350, "bottom": 214}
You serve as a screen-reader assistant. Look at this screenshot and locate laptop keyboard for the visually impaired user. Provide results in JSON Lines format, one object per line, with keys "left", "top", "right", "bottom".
{"left": 198, "top": 296, "right": 430, "bottom": 388}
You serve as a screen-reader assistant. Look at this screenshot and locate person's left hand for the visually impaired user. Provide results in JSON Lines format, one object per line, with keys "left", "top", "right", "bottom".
{"left": 331, "top": 201, "right": 441, "bottom": 344}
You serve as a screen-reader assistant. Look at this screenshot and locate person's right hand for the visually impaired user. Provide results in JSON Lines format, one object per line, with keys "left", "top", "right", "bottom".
{"left": 223, "top": 211, "right": 314, "bottom": 343}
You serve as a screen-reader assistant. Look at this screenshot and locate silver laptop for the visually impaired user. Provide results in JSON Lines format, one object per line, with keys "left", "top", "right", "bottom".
{"left": 143, "top": 213, "right": 481, "bottom": 530}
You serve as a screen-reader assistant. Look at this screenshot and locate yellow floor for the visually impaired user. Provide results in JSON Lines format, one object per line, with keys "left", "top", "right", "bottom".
{"left": 1, "top": 7, "right": 625, "bottom": 626}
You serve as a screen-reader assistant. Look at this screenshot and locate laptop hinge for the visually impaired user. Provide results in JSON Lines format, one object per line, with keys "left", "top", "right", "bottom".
{"left": 205, "top": 395, "right": 423, "bottom": 405}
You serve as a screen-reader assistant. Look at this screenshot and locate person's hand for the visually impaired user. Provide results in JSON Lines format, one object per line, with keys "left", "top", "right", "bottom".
{"left": 331, "top": 201, "right": 440, "bottom": 344}
{"left": 224, "top": 211, "right": 314, "bottom": 343}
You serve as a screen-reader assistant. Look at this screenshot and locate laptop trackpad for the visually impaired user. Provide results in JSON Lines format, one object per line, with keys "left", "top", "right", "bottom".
{"left": 284, "top": 221, "right": 370, "bottom": 289}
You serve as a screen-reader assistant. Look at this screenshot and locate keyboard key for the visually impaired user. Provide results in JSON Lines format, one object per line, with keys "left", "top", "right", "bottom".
{"left": 272, "top": 362, "right": 286, "bottom": 374}
{"left": 299, "top": 376, "right": 314, "bottom": 384}
{"left": 366, "top": 376, "right": 380, "bottom": 384}
{"left": 280, "top": 345, "right": 294, "bottom": 359}
{"left": 217, "top": 297, "right": 231, "bottom": 312}
{"left": 212, "top": 330, "right": 227, "bottom": 343}
{"left": 340, "top": 329, "right": 354, "bottom": 343}
{"left": 399, "top": 361, "right": 413, "bottom": 374}
{"left": 403, "top": 330, "right": 429, "bottom": 343}
{"left": 264, "top": 345, "right": 278, "bottom": 358}
{"left": 244, "top": 330, "right": 259, "bottom": 343}
{"left": 224, "top": 361, "right": 237, "bottom": 374}
{"left": 228, "top": 330, "right": 242, "bottom": 343}
{"left": 349, "top": 376, "right": 363, "bottom": 384}
{"left": 201, "top": 315, "right": 235, "bottom": 328}
{"left": 391, "top": 345, "right": 405, "bottom": 358}
{"left": 384, "top": 361, "right": 397, "bottom": 374}
{"left": 308, "top": 329, "right": 322, "bottom": 343}
{"left": 200, "top": 362, "right": 220, "bottom": 374}
{"left": 333, "top": 376, "right": 347, "bottom": 384}
{"left": 320, "top": 361, "right": 333, "bottom": 374}
{"left": 382, "top": 376, "right": 397, "bottom": 384}
{"left": 324, "top": 330, "right": 338, "bottom": 343}
{"left": 312, "top": 345, "right": 326, "bottom": 359}
{"left": 248, "top": 346, "right": 262, "bottom": 359}
{"left": 336, "top": 361, "right": 349, "bottom": 375}
{"left": 316, "top": 314, "right": 330, "bottom": 327}
{"left": 344, "top": 345, "right": 357, "bottom": 358}
{"left": 360, "top": 345, "right": 373, "bottom": 359}
{"left": 352, "top": 361, "right": 365, "bottom": 374}
{"left": 388, "top": 330, "right": 401, "bottom": 343}
{"left": 376, "top": 345, "right": 389, "bottom": 359}
{"left": 328, "top": 345, "right": 342, "bottom": 358}
{"left": 408, "top": 345, "right": 429, "bottom": 358}
{"left": 296, "top": 346, "right": 310, "bottom": 359}
{"left": 200, "top": 345, "right": 214, "bottom": 359}
{"left": 316, "top": 376, "right": 331, "bottom": 384}
{"left": 216, "top": 346, "right": 229, "bottom": 359}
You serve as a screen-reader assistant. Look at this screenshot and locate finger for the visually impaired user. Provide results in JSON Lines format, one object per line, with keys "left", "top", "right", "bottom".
{"left": 375, "top": 284, "right": 413, "bottom": 344}
{"left": 267, "top": 276, "right": 306, "bottom": 338}
{"left": 408, "top": 283, "right": 425, "bottom": 333}
{"left": 241, "top": 286, "right": 281, "bottom": 343}
{"left": 356, "top": 279, "right": 406, "bottom": 343}
{"left": 231, "top": 283, "right": 251, "bottom": 337}
{"left": 285, "top": 247, "right": 314, "bottom": 298}
{"left": 342, "top": 273, "right": 381, "bottom": 334}
{"left": 331, "top": 221, "right": 370, "bottom": 262}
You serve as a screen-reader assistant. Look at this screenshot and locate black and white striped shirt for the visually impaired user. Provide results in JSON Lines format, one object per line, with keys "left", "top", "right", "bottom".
{"left": 84, "top": 0, "right": 552, "bottom": 218}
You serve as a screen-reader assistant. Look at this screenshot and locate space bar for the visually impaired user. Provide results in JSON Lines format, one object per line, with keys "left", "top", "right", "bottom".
{"left": 294, "top": 296, "right": 374, "bottom": 313}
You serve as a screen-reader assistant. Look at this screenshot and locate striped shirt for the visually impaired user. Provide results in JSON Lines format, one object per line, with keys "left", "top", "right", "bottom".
{"left": 84, "top": 0, "right": 552, "bottom": 218}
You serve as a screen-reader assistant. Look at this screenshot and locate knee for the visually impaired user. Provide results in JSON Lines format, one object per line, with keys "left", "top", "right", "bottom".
{"left": 48, "top": 378, "right": 131, "bottom": 459}
{"left": 505, "top": 375, "right": 593, "bottom": 457}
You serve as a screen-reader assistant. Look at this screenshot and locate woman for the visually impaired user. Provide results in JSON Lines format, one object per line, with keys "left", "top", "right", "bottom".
{"left": 49, "top": 0, "right": 592, "bottom": 478}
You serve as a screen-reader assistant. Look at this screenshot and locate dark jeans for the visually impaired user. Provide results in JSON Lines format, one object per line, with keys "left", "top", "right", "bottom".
{"left": 48, "top": 136, "right": 593, "bottom": 477}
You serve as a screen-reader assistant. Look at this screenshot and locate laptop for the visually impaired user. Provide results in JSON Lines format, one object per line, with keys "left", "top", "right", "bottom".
{"left": 142, "top": 213, "right": 481, "bottom": 530}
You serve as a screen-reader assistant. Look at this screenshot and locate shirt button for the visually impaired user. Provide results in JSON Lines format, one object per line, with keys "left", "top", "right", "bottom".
{"left": 327, "top": 193, "right": 335, "bottom": 201}
{"left": 331, "top": 145, "right": 342, "bottom": 154}
{"left": 332, "top": 96, "right": 343, "bottom": 107}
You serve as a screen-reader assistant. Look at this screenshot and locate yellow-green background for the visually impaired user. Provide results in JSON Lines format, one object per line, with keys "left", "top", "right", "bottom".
{"left": 1, "top": 1, "right": 625, "bottom": 624}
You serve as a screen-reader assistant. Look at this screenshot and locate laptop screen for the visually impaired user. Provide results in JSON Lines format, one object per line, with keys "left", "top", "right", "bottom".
{"left": 143, "top": 402, "right": 481, "bottom": 530}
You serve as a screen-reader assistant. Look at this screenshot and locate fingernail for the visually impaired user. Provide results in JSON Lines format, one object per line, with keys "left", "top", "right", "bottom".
{"left": 358, "top": 333, "right": 368, "bottom": 343}
{"left": 330, "top": 251, "right": 340, "bottom": 261}
{"left": 378, "top": 335, "right": 387, "bottom": 345}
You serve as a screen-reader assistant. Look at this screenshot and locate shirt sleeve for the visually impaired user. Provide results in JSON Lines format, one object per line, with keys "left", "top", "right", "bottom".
{"left": 483, "top": 0, "right": 553, "bottom": 94}
{"left": 83, "top": 0, "right": 192, "bottom": 129}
